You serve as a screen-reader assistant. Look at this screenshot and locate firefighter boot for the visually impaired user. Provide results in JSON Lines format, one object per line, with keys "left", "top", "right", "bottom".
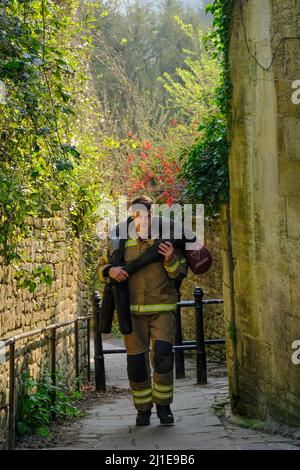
{"left": 156, "top": 404, "right": 174, "bottom": 425}
{"left": 136, "top": 409, "right": 151, "bottom": 426}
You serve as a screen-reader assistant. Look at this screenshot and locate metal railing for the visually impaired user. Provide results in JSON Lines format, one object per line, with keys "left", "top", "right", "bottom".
{"left": 174, "top": 288, "right": 225, "bottom": 382}
{"left": 1, "top": 289, "right": 225, "bottom": 448}
{"left": 1, "top": 315, "right": 91, "bottom": 449}
{"left": 92, "top": 288, "right": 225, "bottom": 392}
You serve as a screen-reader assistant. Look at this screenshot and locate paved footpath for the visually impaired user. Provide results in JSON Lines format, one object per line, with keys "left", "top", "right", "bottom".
{"left": 54, "top": 337, "right": 300, "bottom": 450}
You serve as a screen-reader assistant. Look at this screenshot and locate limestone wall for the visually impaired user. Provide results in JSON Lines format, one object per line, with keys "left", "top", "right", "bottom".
{"left": 224, "top": 0, "right": 300, "bottom": 425}
{"left": 0, "top": 215, "right": 92, "bottom": 447}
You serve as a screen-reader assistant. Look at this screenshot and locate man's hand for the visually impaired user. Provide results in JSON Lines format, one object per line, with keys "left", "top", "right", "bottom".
{"left": 108, "top": 266, "right": 129, "bottom": 282}
{"left": 158, "top": 241, "right": 174, "bottom": 262}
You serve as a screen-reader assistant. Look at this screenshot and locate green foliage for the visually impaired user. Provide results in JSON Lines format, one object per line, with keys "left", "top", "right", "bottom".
{"left": 181, "top": 114, "right": 229, "bottom": 213}
{"left": 16, "top": 370, "right": 81, "bottom": 437}
{"left": 180, "top": 0, "right": 234, "bottom": 214}
{"left": 15, "top": 265, "right": 53, "bottom": 292}
{"left": 0, "top": 0, "right": 78, "bottom": 246}
{"left": 0, "top": 0, "right": 107, "bottom": 290}
{"left": 111, "top": 321, "right": 122, "bottom": 339}
{"left": 205, "top": 0, "right": 233, "bottom": 115}
{"left": 91, "top": 0, "right": 211, "bottom": 138}
{"left": 0, "top": 0, "right": 232, "bottom": 292}
{"left": 155, "top": 17, "right": 223, "bottom": 209}
{"left": 0, "top": 0, "right": 80, "bottom": 262}
{"left": 158, "top": 17, "right": 220, "bottom": 123}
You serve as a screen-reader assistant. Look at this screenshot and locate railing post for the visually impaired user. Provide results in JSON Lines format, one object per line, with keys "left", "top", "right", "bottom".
{"left": 87, "top": 317, "right": 91, "bottom": 383}
{"left": 8, "top": 341, "right": 15, "bottom": 449}
{"left": 75, "top": 319, "right": 80, "bottom": 390}
{"left": 175, "top": 291, "right": 185, "bottom": 379}
{"left": 51, "top": 328, "right": 56, "bottom": 388}
{"left": 93, "top": 291, "right": 106, "bottom": 391}
{"left": 194, "top": 287, "right": 207, "bottom": 384}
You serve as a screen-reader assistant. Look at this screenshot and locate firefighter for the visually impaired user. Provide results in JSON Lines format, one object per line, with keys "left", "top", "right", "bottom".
{"left": 97, "top": 195, "right": 188, "bottom": 426}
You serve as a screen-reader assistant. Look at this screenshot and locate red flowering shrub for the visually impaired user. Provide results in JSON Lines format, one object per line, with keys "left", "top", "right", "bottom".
{"left": 125, "top": 139, "right": 186, "bottom": 206}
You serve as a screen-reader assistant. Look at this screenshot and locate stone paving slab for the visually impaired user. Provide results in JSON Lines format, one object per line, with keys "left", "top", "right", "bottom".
{"left": 50, "top": 337, "right": 300, "bottom": 450}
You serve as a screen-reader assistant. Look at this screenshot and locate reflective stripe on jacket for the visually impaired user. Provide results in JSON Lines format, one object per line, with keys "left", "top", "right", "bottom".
{"left": 96, "top": 237, "right": 188, "bottom": 314}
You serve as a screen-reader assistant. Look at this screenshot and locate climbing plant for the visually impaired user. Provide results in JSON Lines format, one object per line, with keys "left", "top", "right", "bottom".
{"left": 180, "top": 0, "right": 234, "bottom": 215}
{"left": 0, "top": 0, "right": 105, "bottom": 288}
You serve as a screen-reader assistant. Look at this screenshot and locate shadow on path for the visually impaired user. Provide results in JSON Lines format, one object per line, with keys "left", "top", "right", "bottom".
{"left": 48, "top": 336, "right": 300, "bottom": 450}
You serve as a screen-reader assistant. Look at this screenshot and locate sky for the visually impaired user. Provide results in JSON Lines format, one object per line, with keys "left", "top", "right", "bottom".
{"left": 117, "top": 0, "right": 211, "bottom": 12}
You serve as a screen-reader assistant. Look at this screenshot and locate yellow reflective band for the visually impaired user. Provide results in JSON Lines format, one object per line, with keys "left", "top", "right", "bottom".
{"left": 153, "top": 383, "right": 173, "bottom": 393}
{"left": 97, "top": 264, "right": 110, "bottom": 284}
{"left": 131, "top": 388, "right": 152, "bottom": 398}
{"left": 98, "top": 270, "right": 106, "bottom": 284}
{"left": 179, "top": 258, "right": 186, "bottom": 264}
{"left": 133, "top": 396, "right": 153, "bottom": 405}
{"left": 102, "top": 250, "right": 108, "bottom": 263}
{"left": 130, "top": 304, "right": 177, "bottom": 313}
{"left": 125, "top": 239, "right": 138, "bottom": 247}
{"left": 164, "top": 260, "right": 180, "bottom": 273}
{"left": 152, "top": 390, "right": 173, "bottom": 400}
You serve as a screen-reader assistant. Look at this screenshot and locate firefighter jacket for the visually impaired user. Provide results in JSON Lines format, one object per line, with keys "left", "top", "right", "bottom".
{"left": 97, "top": 237, "right": 188, "bottom": 315}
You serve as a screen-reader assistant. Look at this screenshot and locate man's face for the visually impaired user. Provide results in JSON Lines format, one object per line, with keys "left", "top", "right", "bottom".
{"left": 132, "top": 209, "right": 152, "bottom": 238}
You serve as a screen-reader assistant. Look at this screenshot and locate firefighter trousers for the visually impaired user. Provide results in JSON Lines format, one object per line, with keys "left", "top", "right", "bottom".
{"left": 124, "top": 311, "right": 176, "bottom": 411}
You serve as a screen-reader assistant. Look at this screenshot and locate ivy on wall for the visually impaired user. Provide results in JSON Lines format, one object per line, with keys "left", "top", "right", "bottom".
{"left": 180, "top": 0, "right": 234, "bottom": 215}
{"left": 0, "top": 0, "right": 103, "bottom": 289}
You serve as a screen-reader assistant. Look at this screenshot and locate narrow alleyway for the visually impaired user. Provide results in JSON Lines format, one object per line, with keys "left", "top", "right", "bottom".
{"left": 49, "top": 337, "right": 300, "bottom": 450}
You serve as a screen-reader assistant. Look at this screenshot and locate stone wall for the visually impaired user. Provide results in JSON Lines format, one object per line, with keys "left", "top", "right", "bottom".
{"left": 224, "top": 0, "right": 300, "bottom": 425}
{"left": 181, "top": 219, "right": 225, "bottom": 361}
{"left": 0, "top": 215, "right": 92, "bottom": 447}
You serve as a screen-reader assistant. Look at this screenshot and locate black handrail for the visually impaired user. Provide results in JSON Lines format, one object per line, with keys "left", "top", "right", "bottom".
{"left": 92, "top": 288, "right": 225, "bottom": 391}
{"left": 1, "top": 315, "right": 91, "bottom": 449}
